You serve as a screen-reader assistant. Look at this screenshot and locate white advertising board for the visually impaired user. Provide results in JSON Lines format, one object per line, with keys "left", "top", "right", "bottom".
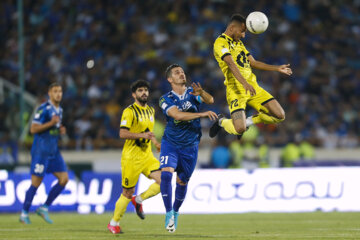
{"left": 137, "top": 167, "right": 360, "bottom": 213}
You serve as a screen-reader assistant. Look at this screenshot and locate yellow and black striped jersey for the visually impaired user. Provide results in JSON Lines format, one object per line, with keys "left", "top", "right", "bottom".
{"left": 213, "top": 33, "right": 257, "bottom": 87}
{"left": 120, "top": 102, "right": 155, "bottom": 160}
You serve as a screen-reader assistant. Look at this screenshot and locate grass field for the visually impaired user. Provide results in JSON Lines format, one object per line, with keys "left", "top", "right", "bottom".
{"left": 1, "top": 212, "right": 360, "bottom": 239}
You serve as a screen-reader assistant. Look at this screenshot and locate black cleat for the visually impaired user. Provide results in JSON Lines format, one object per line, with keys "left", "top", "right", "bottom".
{"left": 209, "top": 114, "right": 224, "bottom": 138}
{"left": 236, "top": 134, "right": 243, "bottom": 140}
{"left": 131, "top": 196, "right": 145, "bottom": 220}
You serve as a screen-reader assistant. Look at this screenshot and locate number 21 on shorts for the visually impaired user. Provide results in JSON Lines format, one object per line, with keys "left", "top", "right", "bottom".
{"left": 160, "top": 156, "right": 168, "bottom": 166}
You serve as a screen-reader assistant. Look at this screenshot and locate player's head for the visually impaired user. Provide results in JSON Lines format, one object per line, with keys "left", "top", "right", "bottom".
{"left": 131, "top": 80, "right": 150, "bottom": 105}
{"left": 165, "top": 64, "right": 186, "bottom": 86}
{"left": 226, "top": 14, "right": 246, "bottom": 41}
{"left": 48, "top": 82, "right": 62, "bottom": 105}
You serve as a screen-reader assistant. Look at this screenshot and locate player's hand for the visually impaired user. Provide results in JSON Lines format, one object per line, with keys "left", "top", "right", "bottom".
{"left": 243, "top": 83, "right": 256, "bottom": 96}
{"left": 154, "top": 141, "right": 161, "bottom": 152}
{"left": 150, "top": 136, "right": 161, "bottom": 152}
{"left": 278, "top": 64, "right": 292, "bottom": 75}
{"left": 142, "top": 132, "right": 155, "bottom": 140}
{"left": 60, "top": 125, "right": 66, "bottom": 135}
{"left": 189, "top": 82, "right": 203, "bottom": 96}
{"left": 50, "top": 115, "right": 60, "bottom": 126}
{"left": 200, "top": 111, "right": 218, "bottom": 121}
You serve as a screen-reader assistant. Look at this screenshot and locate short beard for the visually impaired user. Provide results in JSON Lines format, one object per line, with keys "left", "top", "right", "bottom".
{"left": 51, "top": 98, "right": 61, "bottom": 105}
{"left": 137, "top": 97, "right": 147, "bottom": 105}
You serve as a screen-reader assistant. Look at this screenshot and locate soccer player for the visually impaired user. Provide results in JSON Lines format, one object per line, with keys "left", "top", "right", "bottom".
{"left": 210, "top": 14, "right": 292, "bottom": 139}
{"left": 159, "top": 64, "right": 217, "bottom": 232}
{"left": 107, "top": 80, "right": 162, "bottom": 234}
{"left": 20, "top": 83, "right": 68, "bottom": 224}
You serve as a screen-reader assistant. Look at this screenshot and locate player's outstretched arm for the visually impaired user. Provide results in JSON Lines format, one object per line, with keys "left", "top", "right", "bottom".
{"left": 223, "top": 55, "right": 256, "bottom": 96}
{"left": 30, "top": 115, "right": 60, "bottom": 134}
{"left": 277, "top": 64, "right": 293, "bottom": 75}
{"left": 249, "top": 55, "right": 293, "bottom": 75}
{"left": 119, "top": 128, "right": 155, "bottom": 140}
{"left": 189, "top": 82, "right": 214, "bottom": 104}
{"left": 167, "top": 107, "right": 218, "bottom": 121}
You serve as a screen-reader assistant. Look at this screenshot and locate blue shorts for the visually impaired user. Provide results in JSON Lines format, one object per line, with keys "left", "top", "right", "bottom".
{"left": 159, "top": 139, "right": 198, "bottom": 183}
{"left": 30, "top": 151, "right": 67, "bottom": 177}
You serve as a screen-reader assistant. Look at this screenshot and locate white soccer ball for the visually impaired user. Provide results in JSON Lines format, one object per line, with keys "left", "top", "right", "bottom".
{"left": 246, "top": 11, "right": 269, "bottom": 34}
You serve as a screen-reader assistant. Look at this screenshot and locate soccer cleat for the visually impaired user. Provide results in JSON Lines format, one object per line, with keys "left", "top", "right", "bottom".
{"left": 173, "top": 211, "right": 179, "bottom": 229}
{"left": 107, "top": 223, "right": 123, "bottom": 234}
{"left": 131, "top": 196, "right": 145, "bottom": 220}
{"left": 36, "top": 205, "right": 53, "bottom": 224}
{"left": 165, "top": 210, "right": 175, "bottom": 233}
{"left": 19, "top": 211, "right": 31, "bottom": 224}
{"left": 209, "top": 114, "right": 224, "bottom": 138}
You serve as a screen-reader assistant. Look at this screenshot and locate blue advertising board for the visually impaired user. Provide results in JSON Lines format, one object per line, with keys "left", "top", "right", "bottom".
{"left": 0, "top": 170, "right": 136, "bottom": 213}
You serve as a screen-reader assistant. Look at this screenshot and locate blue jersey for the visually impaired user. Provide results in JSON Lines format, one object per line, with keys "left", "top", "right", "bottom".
{"left": 159, "top": 87, "right": 202, "bottom": 147}
{"left": 31, "top": 101, "right": 63, "bottom": 156}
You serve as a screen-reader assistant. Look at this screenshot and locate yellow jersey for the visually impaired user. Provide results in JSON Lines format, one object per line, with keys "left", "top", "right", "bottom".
{"left": 213, "top": 33, "right": 257, "bottom": 87}
{"left": 120, "top": 102, "right": 155, "bottom": 160}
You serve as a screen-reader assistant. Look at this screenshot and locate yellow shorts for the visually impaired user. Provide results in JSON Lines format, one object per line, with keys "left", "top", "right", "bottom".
{"left": 121, "top": 155, "right": 160, "bottom": 188}
{"left": 226, "top": 82, "right": 274, "bottom": 114}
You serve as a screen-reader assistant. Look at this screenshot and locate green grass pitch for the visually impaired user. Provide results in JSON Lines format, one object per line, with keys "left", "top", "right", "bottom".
{"left": 1, "top": 212, "right": 360, "bottom": 239}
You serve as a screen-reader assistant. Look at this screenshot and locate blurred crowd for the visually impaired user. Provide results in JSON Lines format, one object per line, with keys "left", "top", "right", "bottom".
{"left": 1, "top": 0, "right": 360, "bottom": 153}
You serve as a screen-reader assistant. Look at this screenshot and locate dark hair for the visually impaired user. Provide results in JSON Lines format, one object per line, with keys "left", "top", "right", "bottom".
{"left": 48, "top": 82, "right": 61, "bottom": 91}
{"left": 229, "top": 14, "right": 246, "bottom": 25}
{"left": 130, "top": 79, "right": 150, "bottom": 93}
{"left": 165, "top": 63, "right": 181, "bottom": 78}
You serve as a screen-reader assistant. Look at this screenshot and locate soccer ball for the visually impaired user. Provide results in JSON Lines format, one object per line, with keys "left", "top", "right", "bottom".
{"left": 246, "top": 11, "right": 269, "bottom": 34}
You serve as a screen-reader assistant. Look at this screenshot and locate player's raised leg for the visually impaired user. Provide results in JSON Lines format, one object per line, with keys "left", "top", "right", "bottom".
{"left": 20, "top": 175, "right": 43, "bottom": 224}
{"left": 210, "top": 110, "right": 251, "bottom": 139}
{"left": 210, "top": 87, "right": 252, "bottom": 138}
{"left": 251, "top": 99, "right": 285, "bottom": 124}
{"left": 131, "top": 170, "right": 161, "bottom": 220}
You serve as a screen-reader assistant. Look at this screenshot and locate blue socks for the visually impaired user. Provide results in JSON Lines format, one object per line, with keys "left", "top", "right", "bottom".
{"left": 160, "top": 171, "right": 173, "bottom": 212}
{"left": 22, "top": 182, "right": 65, "bottom": 212}
{"left": 45, "top": 183, "right": 65, "bottom": 206}
{"left": 160, "top": 171, "right": 188, "bottom": 213}
{"left": 173, "top": 183, "right": 187, "bottom": 212}
{"left": 23, "top": 185, "right": 38, "bottom": 212}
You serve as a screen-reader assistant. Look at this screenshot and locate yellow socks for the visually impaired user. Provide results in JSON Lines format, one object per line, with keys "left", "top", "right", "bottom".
{"left": 252, "top": 113, "right": 284, "bottom": 124}
{"left": 220, "top": 118, "right": 239, "bottom": 135}
{"left": 111, "top": 183, "right": 160, "bottom": 224}
{"left": 220, "top": 113, "right": 284, "bottom": 135}
{"left": 140, "top": 182, "right": 160, "bottom": 201}
{"left": 112, "top": 194, "right": 131, "bottom": 222}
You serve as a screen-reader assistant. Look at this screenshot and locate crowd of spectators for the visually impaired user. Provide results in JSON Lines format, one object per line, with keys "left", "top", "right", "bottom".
{"left": 1, "top": 0, "right": 360, "bottom": 151}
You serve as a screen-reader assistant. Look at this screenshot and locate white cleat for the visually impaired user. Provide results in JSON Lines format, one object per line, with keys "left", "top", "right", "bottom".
{"left": 166, "top": 215, "right": 176, "bottom": 233}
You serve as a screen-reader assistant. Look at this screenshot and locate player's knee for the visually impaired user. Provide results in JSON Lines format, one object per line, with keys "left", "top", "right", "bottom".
{"left": 150, "top": 170, "right": 161, "bottom": 184}
{"left": 234, "top": 125, "right": 247, "bottom": 135}
{"left": 275, "top": 111, "right": 285, "bottom": 122}
{"left": 59, "top": 176, "right": 69, "bottom": 186}
{"left": 122, "top": 188, "right": 135, "bottom": 198}
{"left": 176, "top": 177, "right": 187, "bottom": 186}
{"left": 31, "top": 179, "right": 43, "bottom": 187}
{"left": 154, "top": 176, "right": 161, "bottom": 185}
